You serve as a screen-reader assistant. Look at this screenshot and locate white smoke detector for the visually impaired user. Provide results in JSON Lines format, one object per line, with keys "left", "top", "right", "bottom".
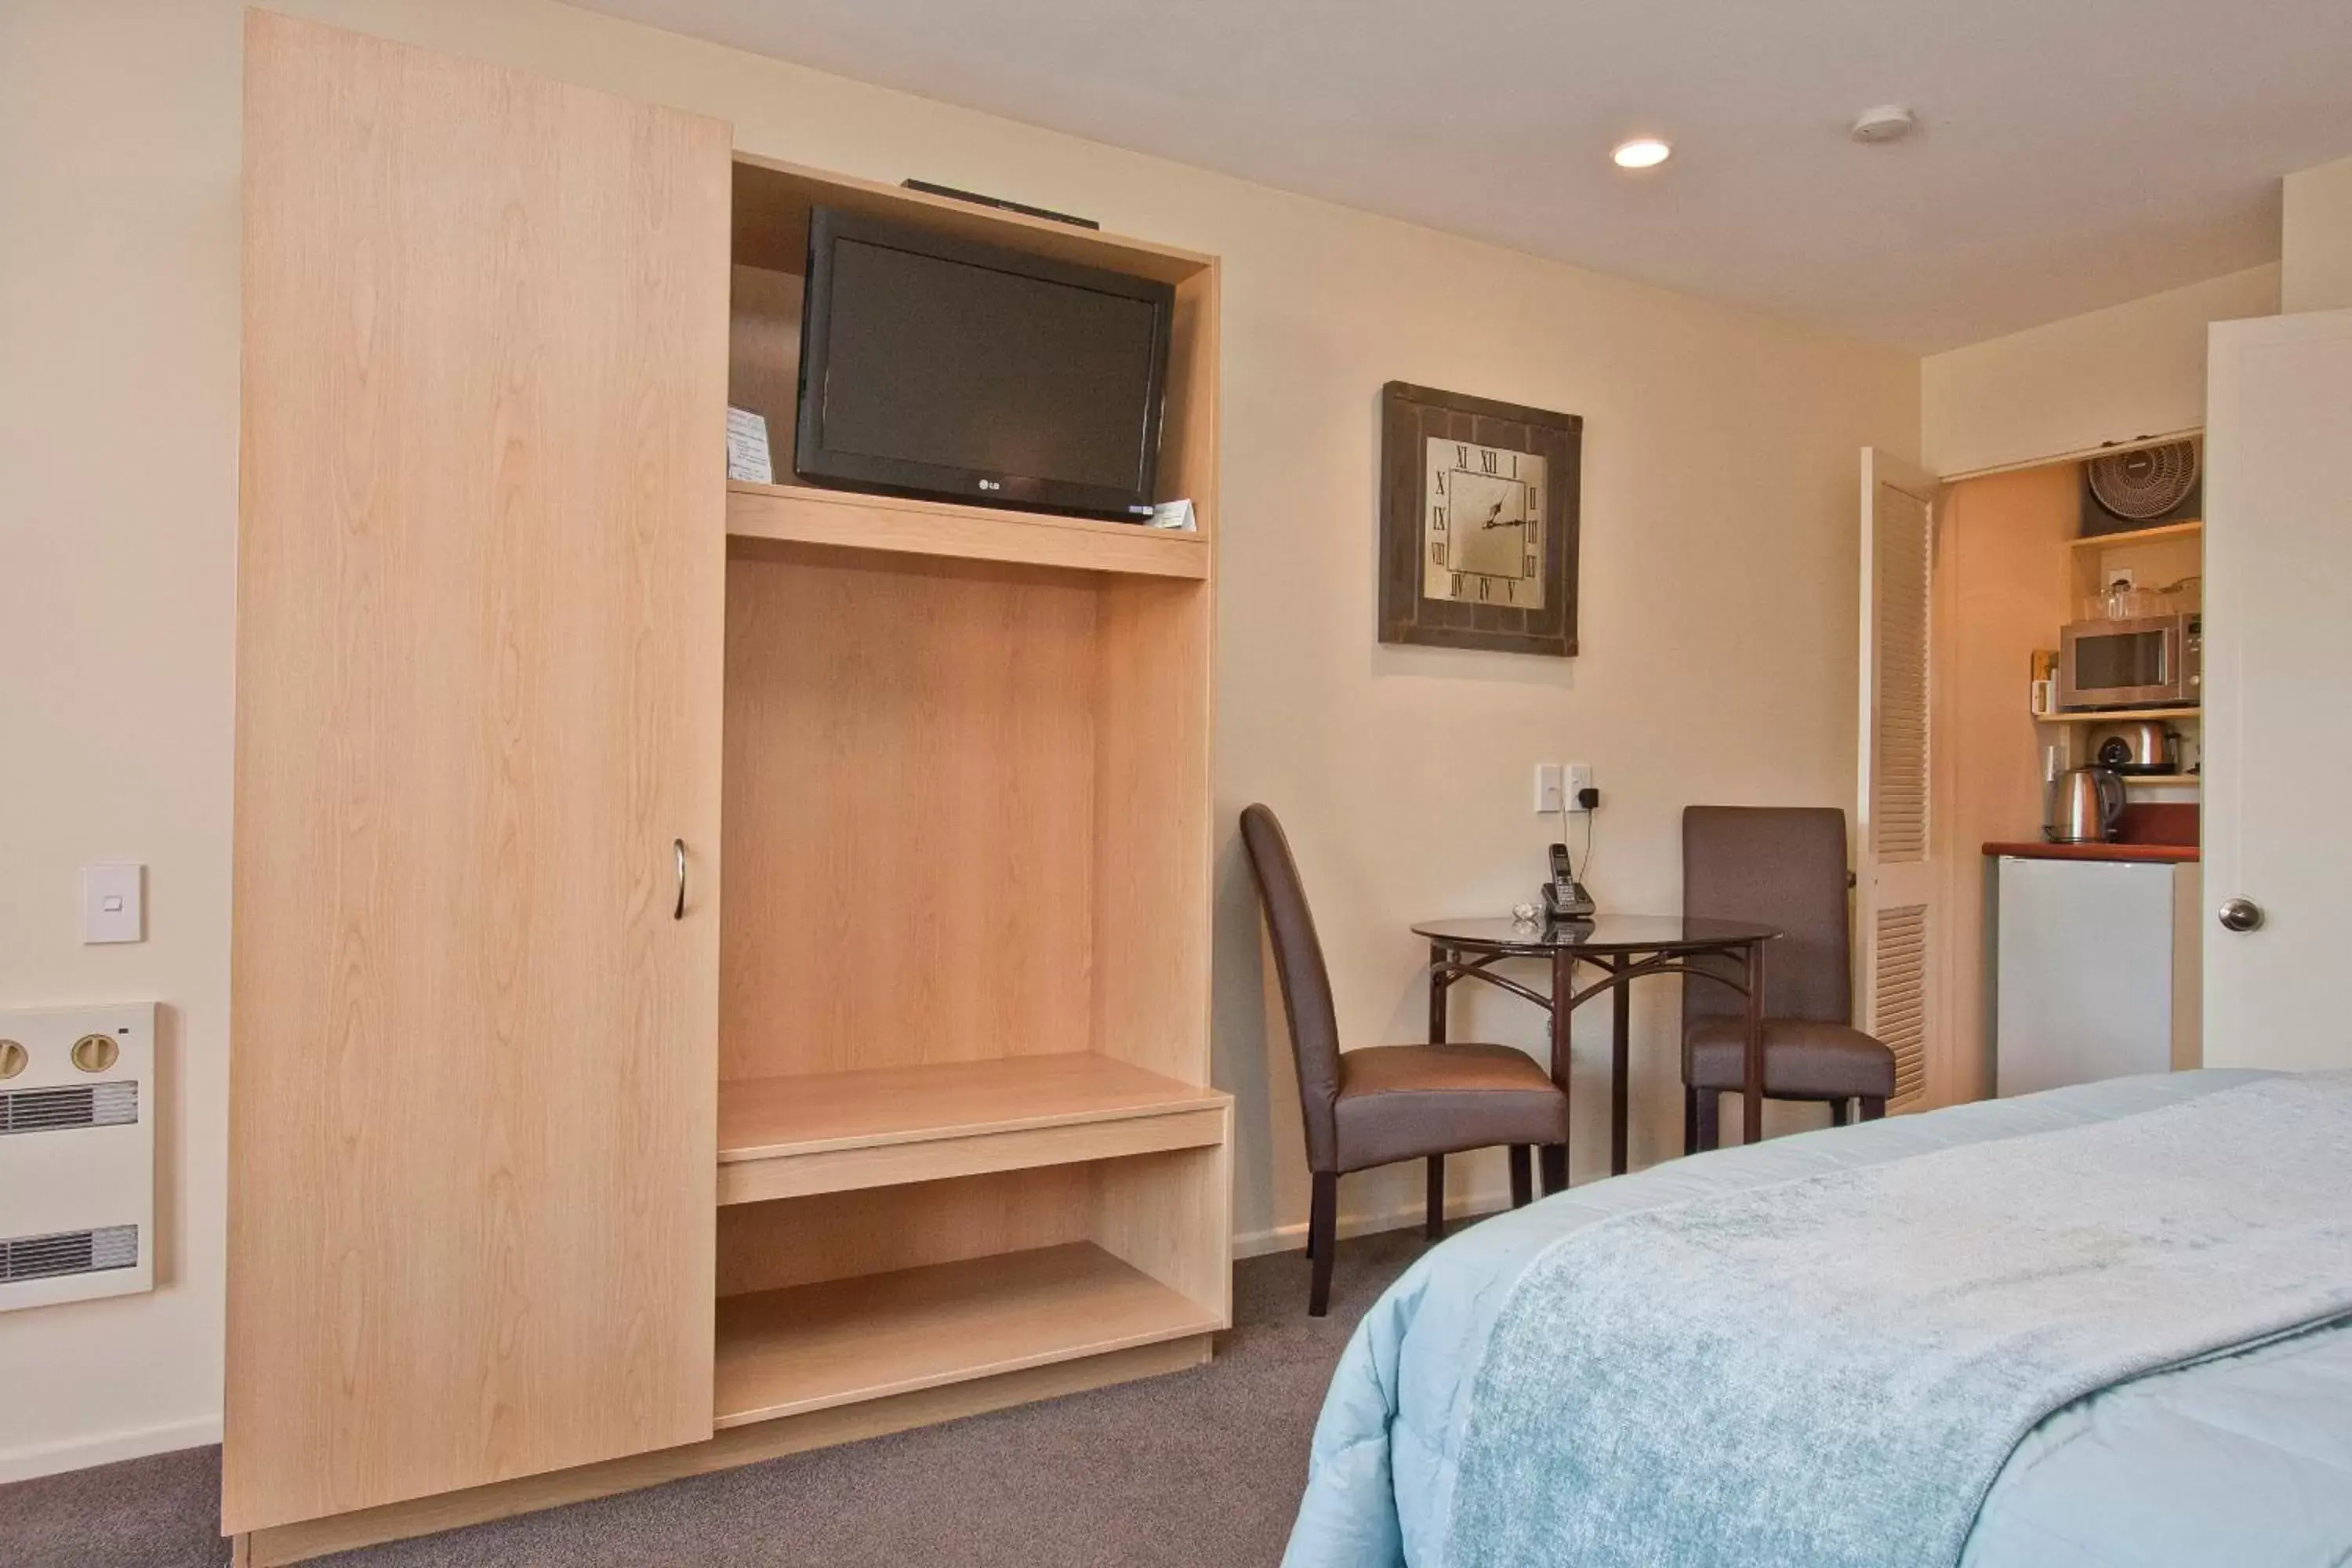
{"left": 1850, "top": 105, "right": 1918, "bottom": 144}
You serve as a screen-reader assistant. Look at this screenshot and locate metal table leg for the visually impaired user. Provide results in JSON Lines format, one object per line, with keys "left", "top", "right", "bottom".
{"left": 1610, "top": 959, "right": 1632, "bottom": 1177}
{"left": 1742, "top": 938, "right": 1766, "bottom": 1147}
{"left": 1428, "top": 942, "right": 1450, "bottom": 1044}
{"left": 1541, "top": 946, "right": 1573, "bottom": 1195}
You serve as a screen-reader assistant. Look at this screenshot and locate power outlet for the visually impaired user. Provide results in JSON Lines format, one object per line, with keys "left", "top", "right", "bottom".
{"left": 1533, "top": 763, "right": 1566, "bottom": 815}
{"left": 1566, "top": 763, "right": 1595, "bottom": 811}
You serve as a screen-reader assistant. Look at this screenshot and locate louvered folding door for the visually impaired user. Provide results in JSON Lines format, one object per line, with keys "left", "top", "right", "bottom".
{"left": 1856, "top": 450, "right": 1940, "bottom": 1109}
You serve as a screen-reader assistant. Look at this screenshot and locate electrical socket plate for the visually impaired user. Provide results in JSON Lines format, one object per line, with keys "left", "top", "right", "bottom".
{"left": 1566, "top": 763, "right": 1595, "bottom": 811}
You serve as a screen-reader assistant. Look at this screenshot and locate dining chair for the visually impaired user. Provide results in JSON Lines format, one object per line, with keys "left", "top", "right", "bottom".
{"left": 1681, "top": 806, "right": 1896, "bottom": 1151}
{"left": 1240, "top": 804, "right": 1569, "bottom": 1316}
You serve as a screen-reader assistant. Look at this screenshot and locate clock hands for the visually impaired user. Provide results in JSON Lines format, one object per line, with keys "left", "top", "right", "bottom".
{"left": 1478, "top": 496, "right": 1527, "bottom": 530}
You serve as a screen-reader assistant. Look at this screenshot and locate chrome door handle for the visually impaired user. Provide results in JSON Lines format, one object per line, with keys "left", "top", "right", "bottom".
{"left": 673, "top": 839, "right": 688, "bottom": 920}
{"left": 2217, "top": 897, "right": 2263, "bottom": 934}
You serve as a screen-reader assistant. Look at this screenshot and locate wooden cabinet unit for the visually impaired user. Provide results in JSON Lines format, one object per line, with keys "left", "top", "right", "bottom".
{"left": 227, "top": 17, "right": 1227, "bottom": 1565}
{"left": 227, "top": 10, "right": 731, "bottom": 1538}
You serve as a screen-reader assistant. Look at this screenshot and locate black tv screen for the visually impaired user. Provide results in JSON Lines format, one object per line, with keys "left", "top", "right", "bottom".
{"left": 794, "top": 207, "right": 1174, "bottom": 521}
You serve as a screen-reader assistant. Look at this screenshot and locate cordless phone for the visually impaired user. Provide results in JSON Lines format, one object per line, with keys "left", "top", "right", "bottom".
{"left": 1544, "top": 843, "right": 1595, "bottom": 923}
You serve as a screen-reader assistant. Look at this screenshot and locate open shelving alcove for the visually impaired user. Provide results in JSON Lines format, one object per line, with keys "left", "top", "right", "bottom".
{"left": 712, "top": 155, "right": 1232, "bottom": 1427}
{"left": 2036, "top": 517, "right": 2205, "bottom": 787}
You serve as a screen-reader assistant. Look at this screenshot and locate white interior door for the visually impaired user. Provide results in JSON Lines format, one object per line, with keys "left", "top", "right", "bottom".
{"left": 2202, "top": 308, "right": 2352, "bottom": 1070}
{"left": 1857, "top": 449, "right": 1940, "bottom": 1108}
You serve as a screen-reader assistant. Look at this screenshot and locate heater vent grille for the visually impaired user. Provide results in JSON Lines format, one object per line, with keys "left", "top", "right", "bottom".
{"left": 2, "top": 1225, "right": 139, "bottom": 1284}
{"left": 0, "top": 1082, "right": 138, "bottom": 1135}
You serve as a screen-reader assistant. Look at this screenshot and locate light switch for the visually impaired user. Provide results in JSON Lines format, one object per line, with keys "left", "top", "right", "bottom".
{"left": 1533, "top": 763, "right": 1565, "bottom": 815}
{"left": 83, "top": 863, "right": 143, "bottom": 944}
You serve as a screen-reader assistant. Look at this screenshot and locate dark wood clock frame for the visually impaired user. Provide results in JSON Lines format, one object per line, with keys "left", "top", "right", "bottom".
{"left": 1378, "top": 381, "right": 1582, "bottom": 656}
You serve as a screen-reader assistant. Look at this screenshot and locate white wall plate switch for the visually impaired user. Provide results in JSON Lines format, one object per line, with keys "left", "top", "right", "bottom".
{"left": 83, "top": 863, "right": 144, "bottom": 944}
{"left": 1566, "top": 763, "right": 1595, "bottom": 811}
{"left": 1534, "top": 763, "right": 1565, "bottom": 814}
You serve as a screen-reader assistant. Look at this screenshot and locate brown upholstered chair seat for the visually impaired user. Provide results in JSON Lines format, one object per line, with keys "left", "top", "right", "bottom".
{"left": 1681, "top": 805, "right": 1896, "bottom": 1152}
{"left": 1683, "top": 1018, "right": 1896, "bottom": 1102}
{"left": 1242, "top": 802, "right": 1570, "bottom": 1313}
{"left": 1334, "top": 1044, "right": 1570, "bottom": 1173}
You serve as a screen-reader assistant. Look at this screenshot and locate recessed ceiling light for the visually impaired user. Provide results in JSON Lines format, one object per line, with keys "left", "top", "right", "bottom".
{"left": 1612, "top": 137, "right": 1672, "bottom": 169}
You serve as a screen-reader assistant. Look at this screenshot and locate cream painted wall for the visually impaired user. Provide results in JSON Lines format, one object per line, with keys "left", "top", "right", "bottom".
{"left": 0, "top": 0, "right": 1915, "bottom": 1476}
{"left": 2283, "top": 156, "right": 2352, "bottom": 313}
{"left": 1920, "top": 265, "right": 2279, "bottom": 478}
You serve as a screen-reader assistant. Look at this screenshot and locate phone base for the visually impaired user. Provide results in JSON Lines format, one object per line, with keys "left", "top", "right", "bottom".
{"left": 1543, "top": 883, "right": 1596, "bottom": 923}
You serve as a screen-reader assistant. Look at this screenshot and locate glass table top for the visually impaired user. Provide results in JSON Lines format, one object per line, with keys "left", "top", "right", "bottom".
{"left": 1409, "top": 913, "right": 1780, "bottom": 953}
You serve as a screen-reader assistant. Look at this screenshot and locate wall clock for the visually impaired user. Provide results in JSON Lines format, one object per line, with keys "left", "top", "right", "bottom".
{"left": 1378, "top": 382, "right": 1581, "bottom": 656}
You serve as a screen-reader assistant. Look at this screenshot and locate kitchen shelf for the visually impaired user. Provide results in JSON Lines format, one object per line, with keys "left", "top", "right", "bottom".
{"left": 2068, "top": 520, "right": 2201, "bottom": 550}
{"left": 717, "top": 1052, "right": 1229, "bottom": 1204}
{"left": 2121, "top": 774, "right": 2199, "bottom": 786}
{"left": 2033, "top": 706, "right": 2201, "bottom": 724}
{"left": 712, "top": 1243, "right": 1221, "bottom": 1428}
{"left": 727, "top": 480, "right": 1208, "bottom": 579}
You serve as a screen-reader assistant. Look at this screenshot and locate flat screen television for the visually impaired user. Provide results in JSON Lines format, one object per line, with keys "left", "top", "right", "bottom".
{"left": 794, "top": 206, "right": 1175, "bottom": 521}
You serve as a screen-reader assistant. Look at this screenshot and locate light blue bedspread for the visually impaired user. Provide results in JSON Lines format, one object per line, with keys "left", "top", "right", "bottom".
{"left": 1287, "top": 1071, "right": 2352, "bottom": 1567}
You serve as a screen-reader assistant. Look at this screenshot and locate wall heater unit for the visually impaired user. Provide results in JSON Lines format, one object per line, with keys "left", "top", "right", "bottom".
{"left": 0, "top": 1003, "right": 154, "bottom": 1311}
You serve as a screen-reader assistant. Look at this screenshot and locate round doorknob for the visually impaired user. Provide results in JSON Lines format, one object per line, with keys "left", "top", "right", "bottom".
{"left": 2217, "top": 898, "right": 2264, "bottom": 934}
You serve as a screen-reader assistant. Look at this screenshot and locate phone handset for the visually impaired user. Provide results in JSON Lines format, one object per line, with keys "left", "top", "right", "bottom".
{"left": 1544, "top": 843, "right": 1595, "bottom": 921}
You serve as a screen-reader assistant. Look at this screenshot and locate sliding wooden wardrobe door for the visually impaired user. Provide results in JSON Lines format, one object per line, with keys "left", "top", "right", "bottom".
{"left": 225, "top": 14, "right": 729, "bottom": 1533}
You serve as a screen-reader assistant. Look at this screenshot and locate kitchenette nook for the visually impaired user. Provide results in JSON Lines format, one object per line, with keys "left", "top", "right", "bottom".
{"left": 1917, "top": 441, "right": 2205, "bottom": 1100}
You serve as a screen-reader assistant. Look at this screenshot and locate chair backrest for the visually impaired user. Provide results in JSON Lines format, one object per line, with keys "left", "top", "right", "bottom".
{"left": 1238, "top": 804, "right": 1343, "bottom": 1172}
{"left": 1682, "top": 805, "right": 1853, "bottom": 1027}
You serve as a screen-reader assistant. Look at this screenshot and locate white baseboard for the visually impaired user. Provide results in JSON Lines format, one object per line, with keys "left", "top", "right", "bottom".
{"left": 1232, "top": 1184, "right": 1512, "bottom": 1259}
{"left": 0, "top": 1414, "right": 222, "bottom": 1485}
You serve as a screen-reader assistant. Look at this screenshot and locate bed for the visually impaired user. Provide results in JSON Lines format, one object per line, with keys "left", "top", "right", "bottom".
{"left": 1285, "top": 1069, "right": 2352, "bottom": 1567}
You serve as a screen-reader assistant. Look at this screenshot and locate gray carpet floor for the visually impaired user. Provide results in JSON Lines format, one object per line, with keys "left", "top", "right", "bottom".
{"left": 0, "top": 1230, "right": 1435, "bottom": 1568}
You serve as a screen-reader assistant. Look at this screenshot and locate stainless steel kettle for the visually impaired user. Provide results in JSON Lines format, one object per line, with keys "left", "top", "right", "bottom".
{"left": 2048, "top": 764, "right": 2126, "bottom": 844}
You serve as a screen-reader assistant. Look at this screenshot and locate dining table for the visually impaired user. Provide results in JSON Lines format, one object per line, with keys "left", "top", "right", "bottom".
{"left": 1410, "top": 913, "right": 1781, "bottom": 1192}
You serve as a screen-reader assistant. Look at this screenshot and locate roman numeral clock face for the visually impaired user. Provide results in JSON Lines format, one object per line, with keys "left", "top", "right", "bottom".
{"left": 1423, "top": 437, "right": 1545, "bottom": 608}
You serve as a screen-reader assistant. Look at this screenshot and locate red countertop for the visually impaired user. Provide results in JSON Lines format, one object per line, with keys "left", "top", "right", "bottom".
{"left": 1984, "top": 800, "right": 2198, "bottom": 862}
{"left": 1982, "top": 841, "right": 2200, "bottom": 863}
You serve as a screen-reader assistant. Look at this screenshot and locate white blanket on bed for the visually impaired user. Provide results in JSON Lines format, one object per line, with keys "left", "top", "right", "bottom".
{"left": 1441, "top": 1072, "right": 2352, "bottom": 1567}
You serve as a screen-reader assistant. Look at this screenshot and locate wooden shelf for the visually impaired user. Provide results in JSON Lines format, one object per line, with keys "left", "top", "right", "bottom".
{"left": 2070, "top": 520, "right": 2201, "bottom": 550}
{"left": 727, "top": 481, "right": 1209, "bottom": 579}
{"left": 717, "top": 1052, "right": 1229, "bottom": 1203}
{"left": 2122, "top": 773, "right": 2199, "bottom": 786}
{"left": 732, "top": 151, "right": 1215, "bottom": 286}
{"left": 713, "top": 1242, "right": 1219, "bottom": 1428}
{"left": 2034, "top": 706, "right": 2201, "bottom": 724}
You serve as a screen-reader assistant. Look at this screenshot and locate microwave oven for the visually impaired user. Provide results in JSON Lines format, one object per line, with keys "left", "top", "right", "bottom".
{"left": 2056, "top": 612, "right": 2200, "bottom": 711}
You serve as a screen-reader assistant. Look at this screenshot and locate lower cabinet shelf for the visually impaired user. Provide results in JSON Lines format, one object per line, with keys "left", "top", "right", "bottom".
{"left": 713, "top": 1243, "right": 1221, "bottom": 1429}
{"left": 717, "top": 1052, "right": 1230, "bottom": 1203}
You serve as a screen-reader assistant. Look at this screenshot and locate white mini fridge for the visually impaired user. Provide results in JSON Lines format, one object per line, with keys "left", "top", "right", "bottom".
{"left": 1993, "top": 856, "right": 2201, "bottom": 1097}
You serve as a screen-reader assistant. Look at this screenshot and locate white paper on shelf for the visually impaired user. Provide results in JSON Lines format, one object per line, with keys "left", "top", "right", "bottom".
{"left": 726, "top": 407, "right": 773, "bottom": 485}
{"left": 1148, "top": 499, "right": 1196, "bottom": 532}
